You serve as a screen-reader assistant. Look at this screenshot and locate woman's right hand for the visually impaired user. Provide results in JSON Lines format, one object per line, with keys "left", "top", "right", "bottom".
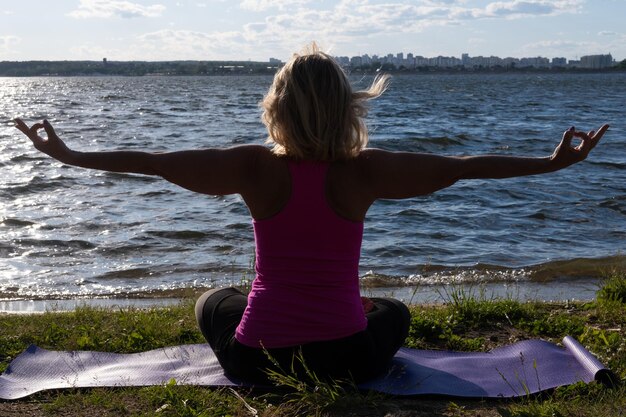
{"left": 14, "top": 118, "right": 74, "bottom": 164}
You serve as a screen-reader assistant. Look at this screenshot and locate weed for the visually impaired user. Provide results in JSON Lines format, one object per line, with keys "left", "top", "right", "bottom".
{"left": 597, "top": 271, "right": 626, "bottom": 304}
{"left": 263, "top": 349, "right": 382, "bottom": 416}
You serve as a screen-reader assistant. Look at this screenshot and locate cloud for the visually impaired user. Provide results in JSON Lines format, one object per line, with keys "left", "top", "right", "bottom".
{"left": 68, "top": 0, "right": 166, "bottom": 19}
{"left": 467, "top": 0, "right": 583, "bottom": 19}
{"left": 521, "top": 39, "right": 601, "bottom": 57}
{"left": 73, "top": 0, "right": 589, "bottom": 61}
{"left": 134, "top": 29, "right": 251, "bottom": 59}
{"left": 0, "top": 35, "right": 20, "bottom": 59}
{"left": 485, "top": 1, "right": 554, "bottom": 17}
{"left": 236, "top": 0, "right": 583, "bottom": 48}
{"left": 240, "top": 0, "right": 310, "bottom": 12}
{"left": 231, "top": 0, "right": 585, "bottom": 58}
{"left": 598, "top": 30, "right": 617, "bottom": 36}
{"left": 0, "top": 35, "right": 20, "bottom": 50}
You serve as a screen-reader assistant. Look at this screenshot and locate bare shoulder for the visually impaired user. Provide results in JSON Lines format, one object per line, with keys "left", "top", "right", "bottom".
{"left": 350, "top": 147, "right": 462, "bottom": 199}
{"left": 246, "top": 145, "right": 287, "bottom": 177}
{"left": 219, "top": 144, "right": 273, "bottom": 162}
{"left": 237, "top": 146, "right": 291, "bottom": 219}
{"left": 218, "top": 144, "right": 285, "bottom": 181}
{"left": 326, "top": 151, "right": 385, "bottom": 220}
{"left": 350, "top": 147, "right": 398, "bottom": 182}
{"left": 352, "top": 147, "right": 408, "bottom": 174}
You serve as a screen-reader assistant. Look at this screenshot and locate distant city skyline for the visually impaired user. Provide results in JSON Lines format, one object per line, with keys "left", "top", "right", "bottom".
{"left": 1, "top": 1, "right": 624, "bottom": 62}
{"left": 334, "top": 52, "right": 617, "bottom": 70}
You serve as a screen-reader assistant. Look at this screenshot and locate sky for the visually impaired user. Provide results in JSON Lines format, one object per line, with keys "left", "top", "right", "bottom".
{"left": 1, "top": 0, "right": 624, "bottom": 62}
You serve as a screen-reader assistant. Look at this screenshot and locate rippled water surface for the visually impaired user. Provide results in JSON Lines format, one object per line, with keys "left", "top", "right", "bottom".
{"left": 1, "top": 73, "right": 625, "bottom": 301}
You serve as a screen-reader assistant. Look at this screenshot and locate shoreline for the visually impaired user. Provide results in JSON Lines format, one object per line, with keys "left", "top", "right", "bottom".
{"left": 0, "top": 277, "right": 604, "bottom": 314}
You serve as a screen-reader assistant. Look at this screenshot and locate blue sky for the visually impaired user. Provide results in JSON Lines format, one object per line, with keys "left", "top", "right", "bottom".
{"left": 1, "top": 0, "right": 624, "bottom": 62}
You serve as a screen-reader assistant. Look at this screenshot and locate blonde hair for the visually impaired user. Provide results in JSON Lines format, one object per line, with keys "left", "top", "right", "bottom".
{"left": 261, "top": 45, "right": 389, "bottom": 161}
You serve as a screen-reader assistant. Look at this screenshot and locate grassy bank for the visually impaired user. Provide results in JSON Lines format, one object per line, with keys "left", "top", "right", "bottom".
{"left": 1, "top": 272, "right": 625, "bottom": 417}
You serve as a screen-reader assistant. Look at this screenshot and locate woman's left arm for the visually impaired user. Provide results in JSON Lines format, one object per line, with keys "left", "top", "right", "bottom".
{"left": 458, "top": 124, "right": 610, "bottom": 179}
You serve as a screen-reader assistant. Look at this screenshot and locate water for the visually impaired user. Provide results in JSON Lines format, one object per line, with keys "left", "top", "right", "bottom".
{"left": 1, "top": 73, "right": 625, "bottom": 308}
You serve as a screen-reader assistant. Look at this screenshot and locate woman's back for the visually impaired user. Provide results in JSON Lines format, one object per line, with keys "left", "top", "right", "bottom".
{"left": 240, "top": 147, "right": 374, "bottom": 222}
{"left": 236, "top": 159, "right": 367, "bottom": 348}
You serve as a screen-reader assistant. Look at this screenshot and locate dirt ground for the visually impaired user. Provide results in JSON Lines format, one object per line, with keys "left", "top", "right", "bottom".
{"left": 0, "top": 397, "right": 507, "bottom": 417}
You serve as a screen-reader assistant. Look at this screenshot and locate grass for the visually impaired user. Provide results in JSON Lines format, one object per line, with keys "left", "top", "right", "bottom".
{"left": 1, "top": 272, "right": 625, "bottom": 416}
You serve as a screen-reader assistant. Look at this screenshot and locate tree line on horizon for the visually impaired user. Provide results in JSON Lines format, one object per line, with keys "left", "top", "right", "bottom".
{"left": 0, "top": 60, "right": 281, "bottom": 77}
{"left": 1, "top": 58, "right": 625, "bottom": 76}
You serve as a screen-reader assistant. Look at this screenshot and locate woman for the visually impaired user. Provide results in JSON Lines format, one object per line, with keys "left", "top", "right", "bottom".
{"left": 15, "top": 47, "right": 608, "bottom": 384}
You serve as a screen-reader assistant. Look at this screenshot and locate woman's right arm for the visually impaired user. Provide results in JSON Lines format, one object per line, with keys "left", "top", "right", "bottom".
{"left": 14, "top": 118, "right": 264, "bottom": 196}
{"left": 361, "top": 124, "right": 609, "bottom": 200}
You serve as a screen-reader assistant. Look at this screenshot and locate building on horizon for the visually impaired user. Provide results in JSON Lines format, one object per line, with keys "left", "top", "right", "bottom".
{"left": 580, "top": 54, "right": 614, "bottom": 69}
{"left": 335, "top": 51, "right": 618, "bottom": 71}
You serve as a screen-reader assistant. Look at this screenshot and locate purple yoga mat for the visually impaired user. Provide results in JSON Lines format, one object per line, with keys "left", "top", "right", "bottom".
{"left": 0, "top": 336, "right": 612, "bottom": 400}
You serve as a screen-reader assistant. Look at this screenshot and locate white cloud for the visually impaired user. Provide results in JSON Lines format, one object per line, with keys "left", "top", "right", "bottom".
{"left": 240, "top": 0, "right": 310, "bottom": 12}
{"left": 598, "top": 30, "right": 617, "bottom": 36}
{"left": 68, "top": 0, "right": 590, "bottom": 61}
{"left": 134, "top": 29, "right": 251, "bottom": 59}
{"left": 241, "top": 0, "right": 585, "bottom": 57}
{"left": 0, "top": 35, "right": 20, "bottom": 50}
{"left": 522, "top": 39, "right": 599, "bottom": 57}
{"left": 235, "top": 0, "right": 584, "bottom": 48}
{"left": 68, "top": 0, "right": 166, "bottom": 19}
{"left": 466, "top": 0, "right": 582, "bottom": 19}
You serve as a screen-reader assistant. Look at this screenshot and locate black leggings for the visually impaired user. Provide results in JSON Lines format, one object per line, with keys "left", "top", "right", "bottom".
{"left": 195, "top": 287, "right": 411, "bottom": 384}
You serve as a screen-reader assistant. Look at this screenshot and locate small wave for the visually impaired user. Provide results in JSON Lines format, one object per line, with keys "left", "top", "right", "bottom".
{"left": 410, "top": 136, "right": 465, "bottom": 146}
{"left": 599, "top": 198, "right": 626, "bottom": 215}
{"left": 103, "top": 172, "right": 159, "bottom": 183}
{"left": 138, "top": 190, "right": 176, "bottom": 197}
{"left": 588, "top": 161, "right": 626, "bottom": 170}
{"left": 526, "top": 211, "right": 551, "bottom": 220}
{"left": 3, "top": 176, "right": 76, "bottom": 196}
{"left": 529, "top": 255, "right": 626, "bottom": 281}
{"left": 97, "top": 243, "right": 153, "bottom": 256}
{"left": 359, "top": 255, "right": 626, "bottom": 288}
{"left": 101, "top": 94, "right": 130, "bottom": 101}
{"left": 225, "top": 222, "right": 251, "bottom": 231}
{"left": 95, "top": 268, "right": 154, "bottom": 280}
{"left": 146, "top": 230, "right": 208, "bottom": 240}
{"left": 15, "top": 238, "right": 97, "bottom": 251}
{"left": 0, "top": 243, "right": 14, "bottom": 257}
{"left": 395, "top": 208, "right": 427, "bottom": 217}
{"left": 1, "top": 218, "right": 36, "bottom": 227}
{"left": 361, "top": 267, "right": 529, "bottom": 287}
{"left": 9, "top": 154, "right": 47, "bottom": 163}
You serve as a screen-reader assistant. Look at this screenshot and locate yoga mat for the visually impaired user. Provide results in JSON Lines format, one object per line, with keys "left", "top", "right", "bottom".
{"left": 0, "top": 336, "right": 613, "bottom": 400}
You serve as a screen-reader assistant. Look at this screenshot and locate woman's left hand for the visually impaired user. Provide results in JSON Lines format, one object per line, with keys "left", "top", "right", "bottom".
{"left": 550, "top": 124, "right": 609, "bottom": 170}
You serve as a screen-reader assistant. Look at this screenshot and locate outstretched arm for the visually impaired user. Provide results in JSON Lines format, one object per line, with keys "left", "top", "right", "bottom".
{"left": 14, "top": 118, "right": 262, "bottom": 196}
{"left": 362, "top": 124, "right": 609, "bottom": 200}
{"left": 459, "top": 125, "right": 608, "bottom": 179}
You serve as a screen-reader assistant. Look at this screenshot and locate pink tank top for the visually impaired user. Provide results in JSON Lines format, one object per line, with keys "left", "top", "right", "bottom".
{"left": 235, "top": 160, "right": 367, "bottom": 348}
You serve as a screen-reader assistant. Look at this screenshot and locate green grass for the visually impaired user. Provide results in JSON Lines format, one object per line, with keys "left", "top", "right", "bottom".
{"left": 1, "top": 272, "right": 626, "bottom": 416}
